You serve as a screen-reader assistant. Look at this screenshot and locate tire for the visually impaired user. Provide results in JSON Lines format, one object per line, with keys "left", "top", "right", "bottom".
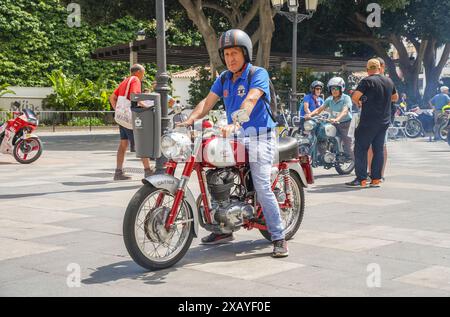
{"left": 123, "top": 184, "right": 194, "bottom": 271}
{"left": 335, "top": 158, "right": 355, "bottom": 175}
{"left": 405, "top": 119, "right": 422, "bottom": 138}
{"left": 259, "top": 171, "right": 305, "bottom": 242}
{"left": 13, "top": 137, "right": 43, "bottom": 164}
{"left": 438, "top": 121, "right": 449, "bottom": 141}
{"left": 447, "top": 128, "right": 450, "bottom": 146}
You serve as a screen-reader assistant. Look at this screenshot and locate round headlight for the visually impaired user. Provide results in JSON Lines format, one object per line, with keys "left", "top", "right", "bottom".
{"left": 304, "top": 120, "right": 316, "bottom": 131}
{"left": 161, "top": 132, "right": 192, "bottom": 162}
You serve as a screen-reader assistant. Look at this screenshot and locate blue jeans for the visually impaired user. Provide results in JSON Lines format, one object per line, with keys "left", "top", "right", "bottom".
{"left": 354, "top": 124, "right": 389, "bottom": 181}
{"left": 244, "top": 131, "right": 285, "bottom": 241}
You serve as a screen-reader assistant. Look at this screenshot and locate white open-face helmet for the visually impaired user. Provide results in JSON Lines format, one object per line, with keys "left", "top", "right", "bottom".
{"left": 327, "top": 77, "right": 346, "bottom": 94}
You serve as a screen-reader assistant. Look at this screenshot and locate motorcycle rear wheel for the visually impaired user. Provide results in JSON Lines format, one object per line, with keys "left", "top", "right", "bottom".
{"left": 123, "top": 185, "right": 194, "bottom": 271}
{"left": 405, "top": 119, "right": 422, "bottom": 138}
{"left": 438, "top": 121, "right": 449, "bottom": 141}
{"left": 259, "top": 171, "right": 305, "bottom": 242}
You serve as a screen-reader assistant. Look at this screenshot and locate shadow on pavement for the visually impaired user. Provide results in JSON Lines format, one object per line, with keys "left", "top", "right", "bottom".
{"left": 41, "top": 134, "right": 119, "bottom": 152}
{"left": 82, "top": 260, "right": 175, "bottom": 286}
{"left": 313, "top": 173, "right": 350, "bottom": 180}
{"left": 82, "top": 239, "right": 272, "bottom": 285}
{"left": 0, "top": 185, "right": 141, "bottom": 199}
{"left": 308, "top": 183, "right": 367, "bottom": 193}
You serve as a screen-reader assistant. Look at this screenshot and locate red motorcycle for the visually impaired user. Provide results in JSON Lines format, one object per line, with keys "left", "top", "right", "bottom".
{"left": 0, "top": 109, "right": 43, "bottom": 164}
{"left": 123, "top": 117, "right": 314, "bottom": 271}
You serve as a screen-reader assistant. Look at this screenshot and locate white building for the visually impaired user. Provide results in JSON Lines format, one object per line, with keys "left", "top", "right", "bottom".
{"left": 171, "top": 68, "right": 199, "bottom": 107}
{"left": 0, "top": 87, "right": 53, "bottom": 111}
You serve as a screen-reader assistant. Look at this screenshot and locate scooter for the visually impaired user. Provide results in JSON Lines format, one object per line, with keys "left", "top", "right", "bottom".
{"left": 0, "top": 109, "right": 43, "bottom": 164}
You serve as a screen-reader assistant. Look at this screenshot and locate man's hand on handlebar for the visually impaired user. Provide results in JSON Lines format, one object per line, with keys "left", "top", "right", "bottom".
{"left": 221, "top": 123, "right": 240, "bottom": 137}
{"left": 176, "top": 119, "right": 194, "bottom": 128}
{"left": 329, "top": 118, "right": 340, "bottom": 124}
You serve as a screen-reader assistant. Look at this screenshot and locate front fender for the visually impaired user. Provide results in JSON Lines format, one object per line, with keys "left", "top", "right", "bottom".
{"left": 142, "top": 174, "right": 199, "bottom": 237}
{"left": 20, "top": 133, "right": 39, "bottom": 140}
{"left": 287, "top": 162, "right": 308, "bottom": 188}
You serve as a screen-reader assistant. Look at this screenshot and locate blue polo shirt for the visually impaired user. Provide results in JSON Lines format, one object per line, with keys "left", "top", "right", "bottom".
{"left": 430, "top": 93, "right": 450, "bottom": 111}
{"left": 210, "top": 63, "right": 276, "bottom": 133}
{"left": 323, "top": 94, "right": 353, "bottom": 123}
{"left": 299, "top": 93, "right": 324, "bottom": 117}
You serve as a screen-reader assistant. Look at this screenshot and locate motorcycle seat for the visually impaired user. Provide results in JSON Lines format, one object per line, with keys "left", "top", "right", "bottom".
{"left": 277, "top": 136, "right": 299, "bottom": 162}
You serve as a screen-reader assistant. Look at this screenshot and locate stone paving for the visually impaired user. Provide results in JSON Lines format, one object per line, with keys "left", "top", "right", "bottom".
{"left": 1, "top": 130, "right": 450, "bottom": 296}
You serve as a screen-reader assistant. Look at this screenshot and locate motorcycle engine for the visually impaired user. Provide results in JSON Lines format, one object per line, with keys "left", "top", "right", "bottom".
{"left": 206, "top": 168, "right": 255, "bottom": 233}
{"left": 323, "top": 151, "right": 336, "bottom": 164}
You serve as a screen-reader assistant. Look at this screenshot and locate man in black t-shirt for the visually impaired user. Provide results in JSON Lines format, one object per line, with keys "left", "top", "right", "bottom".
{"left": 346, "top": 59, "right": 399, "bottom": 188}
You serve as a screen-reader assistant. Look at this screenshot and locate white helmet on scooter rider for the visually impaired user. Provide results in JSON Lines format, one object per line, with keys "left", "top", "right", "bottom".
{"left": 327, "top": 77, "right": 346, "bottom": 94}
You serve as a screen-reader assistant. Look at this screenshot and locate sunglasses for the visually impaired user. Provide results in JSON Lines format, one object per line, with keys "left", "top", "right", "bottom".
{"left": 331, "top": 87, "right": 341, "bottom": 91}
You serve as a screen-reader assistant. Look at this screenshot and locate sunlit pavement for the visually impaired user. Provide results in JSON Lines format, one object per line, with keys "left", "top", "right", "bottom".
{"left": 1, "top": 131, "right": 450, "bottom": 296}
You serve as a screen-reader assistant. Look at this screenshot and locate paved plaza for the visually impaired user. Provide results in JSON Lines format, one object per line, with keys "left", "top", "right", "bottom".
{"left": 1, "top": 130, "right": 450, "bottom": 296}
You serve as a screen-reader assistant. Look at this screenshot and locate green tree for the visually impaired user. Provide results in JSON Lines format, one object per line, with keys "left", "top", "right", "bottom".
{"left": 316, "top": 0, "right": 450, "bottom": 102}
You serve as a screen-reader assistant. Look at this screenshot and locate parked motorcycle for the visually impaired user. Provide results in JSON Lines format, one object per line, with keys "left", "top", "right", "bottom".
{"left": 436, "top": 106, "right": 450, "bottom": 141}
{"left": 392, "top": 104, "right": 423, "bottom": 138}
{"left": 0, "top": 109, "right": 43, "bottom": 164}
{"left": 294, "top": 114, "right": 354, "bottom": 175}
{"left": 123, "top": 114, "right": 313, "bottom": 270}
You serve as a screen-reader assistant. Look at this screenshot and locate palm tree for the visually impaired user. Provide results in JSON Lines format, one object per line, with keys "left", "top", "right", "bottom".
{"left": 0, "top": 83, "right": 15, "bottom": 97}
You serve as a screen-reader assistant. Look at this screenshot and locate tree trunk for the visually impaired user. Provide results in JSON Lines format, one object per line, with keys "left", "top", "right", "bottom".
{"left": 178, "top": 0, "right": 224, "bottom": 71}
{"left": 423, "top": 42, "right": 450, "bottom": 102}
{"left": 254, "top": 0, "right": 274, "bottom": 68}
{"left": 179, "top": 0, "right": 271, "bottom": 71}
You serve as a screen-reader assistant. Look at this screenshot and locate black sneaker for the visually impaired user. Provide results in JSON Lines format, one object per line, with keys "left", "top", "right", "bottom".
{"left": 272, "top": 239, "right": 289, "bottom": 258}
{"left": 201, "top": 233, "right": 234, "bottom": 245}
{"left": 345, "top": 178, "right": 369, "bottom": 188}
{"left": 113, "top": 169, "right": 132, "bottom": 181}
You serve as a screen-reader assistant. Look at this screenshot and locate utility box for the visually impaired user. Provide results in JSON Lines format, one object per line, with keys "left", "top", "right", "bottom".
{"left": 131, "top": 93, "right": 161, "bottom": 159}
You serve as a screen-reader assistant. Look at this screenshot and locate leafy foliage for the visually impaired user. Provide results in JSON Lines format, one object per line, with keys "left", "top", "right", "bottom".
{"left": 0, "top": 83, "right": 15, "bottom": 97}
{"left": 43, "top": 69, "right": 115, "bottom": 111}
{"left": 187, "top": 67, "right": 216, "bottom": 107}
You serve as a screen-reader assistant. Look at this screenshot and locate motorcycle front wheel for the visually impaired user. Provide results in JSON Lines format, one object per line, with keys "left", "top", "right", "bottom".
{"left": 123, "top": 185, "right": 194, "bottom": 271}
{"left": 13, "top": 137, "right": 43, "bottom": 164}
{"left": 259, "top": 171, "right": 305, "bottom": 242}
{"left": 335, "top": 156, "right": 355, "bottom": 175}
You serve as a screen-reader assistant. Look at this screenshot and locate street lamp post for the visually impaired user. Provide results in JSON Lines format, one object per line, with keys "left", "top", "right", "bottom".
{"left": 155, "top": 0, "right": 170, "bottom": 173}
{"left": 272, "top": 0, "right": 318, "bottom": 115}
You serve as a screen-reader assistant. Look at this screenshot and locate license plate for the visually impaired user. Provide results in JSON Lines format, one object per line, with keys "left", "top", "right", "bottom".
{"left": 24, "top": 134, "right": 32, "bottom": 139}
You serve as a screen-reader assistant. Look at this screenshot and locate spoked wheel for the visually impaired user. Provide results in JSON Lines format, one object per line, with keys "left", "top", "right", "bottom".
{"left": 438, "top": 121, "right": 449, "bottom": 141}
{"left": 259, "top": 171, "right": 305, "bottom": 242}
{"left": 13, "top": 137, "right": 43, "bottom": 164}
{"left": 405, "top": 119, "right": 422, "bottom": 138}
{"left": 123, "top": 185, "right": 194, "bottom": 271}
{"left": 335, "top": 154, "right": 355, "bottom": 175}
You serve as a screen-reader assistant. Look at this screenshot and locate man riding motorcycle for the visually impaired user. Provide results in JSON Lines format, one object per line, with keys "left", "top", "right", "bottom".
{"left": 305, "top": 77, "right": 354, "bottom": 160}
{"left": 179, "top": 29, "right": 288, "bottom": 258}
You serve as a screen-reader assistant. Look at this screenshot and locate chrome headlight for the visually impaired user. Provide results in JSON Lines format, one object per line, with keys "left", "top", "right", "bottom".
{"left": 161, "top": 132, "right": 192, "bottom": 162}
{"left": 304, "top": 120, "right": 316, "bottom": 131}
